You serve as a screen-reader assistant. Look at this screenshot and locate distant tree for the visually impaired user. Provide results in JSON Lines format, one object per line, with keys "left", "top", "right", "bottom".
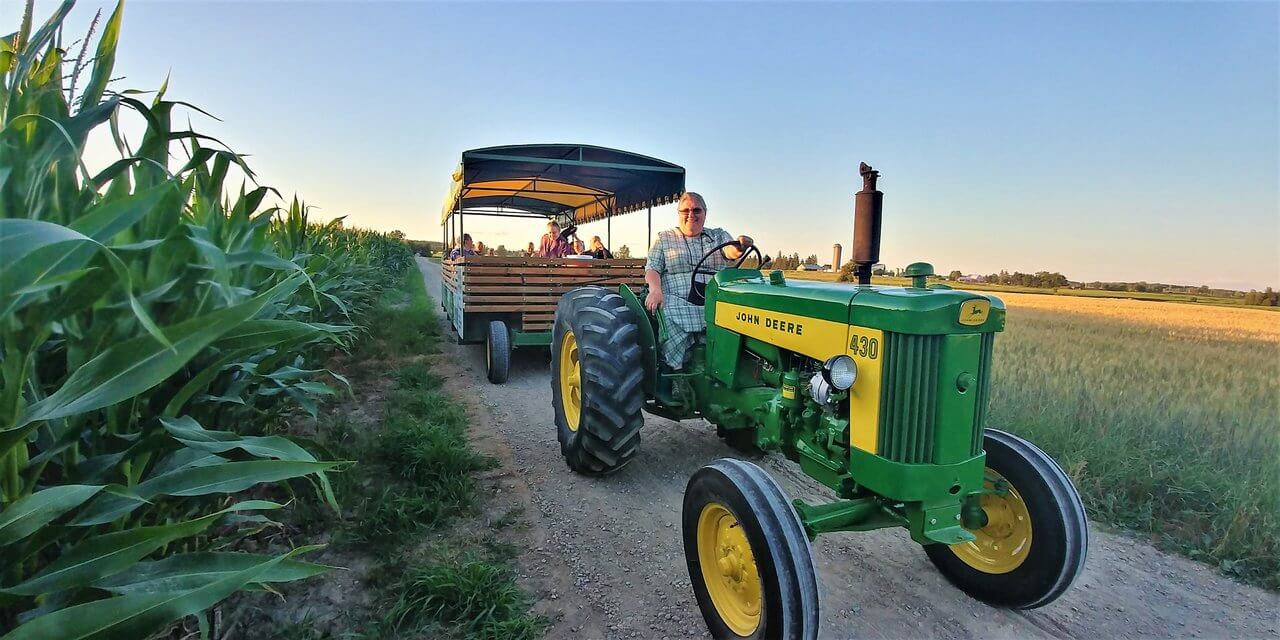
{"left": 1248, "top": 287, "right": 1280, "bottom": 306}
{"left": 616, "top": 244, "right": 631, "bottom": 259}
{"left": 837, "top": 260, "right": 857, "bottom": 282}
{"left": 948, "top": 270, "right": 962, "bottom": 281}
{"left": 872, "top": 267, "right": 888, "bottom": 276}
{"left": 804, "top": 254, "right": 819, "bottom": 265}
{"left": 495, "top": 244, "right": 509, "bottom": 256}
{"left": 388, "top": 229, "right": 406, "bottom": 241}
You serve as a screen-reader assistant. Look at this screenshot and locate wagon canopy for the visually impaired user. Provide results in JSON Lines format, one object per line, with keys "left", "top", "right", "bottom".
{"left": 441, "top": 144, "right": 686, "bottom": 226}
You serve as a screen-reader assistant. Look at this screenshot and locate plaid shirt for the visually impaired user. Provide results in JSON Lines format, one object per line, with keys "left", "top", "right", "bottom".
{"left": 646, "top": 227, "right": 735, "bottom": 368}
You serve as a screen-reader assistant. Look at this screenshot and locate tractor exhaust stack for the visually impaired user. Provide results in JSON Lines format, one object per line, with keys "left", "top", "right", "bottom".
{"left": 853, "top": 162, "right": 883, "bottom": 286}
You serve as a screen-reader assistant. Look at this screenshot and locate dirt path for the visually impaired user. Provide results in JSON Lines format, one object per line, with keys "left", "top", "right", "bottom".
{"left": 417, "top": 258, "right": 1278, "bottom": 640}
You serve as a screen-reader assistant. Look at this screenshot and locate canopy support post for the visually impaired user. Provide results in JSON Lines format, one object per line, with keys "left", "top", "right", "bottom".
{"left": 607, "top": 209, "right": 612, "bottom": 251}
{"left": 647, "top": 204, "right": 652, "bottom": 249}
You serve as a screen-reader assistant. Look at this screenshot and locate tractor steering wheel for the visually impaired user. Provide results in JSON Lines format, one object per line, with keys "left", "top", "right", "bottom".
{"left": 686, "top": 240, "right": 763, "bottom": 306}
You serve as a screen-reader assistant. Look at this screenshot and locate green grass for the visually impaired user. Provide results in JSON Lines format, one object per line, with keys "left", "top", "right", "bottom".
{"left": 989, "top": 307, "right": 1279, "bottom": 588}
{"left": 271, "top": 266, "right": 545, "bottom": 638}
{"left": 382, "top": 554, "right": 544, "bottom": 640}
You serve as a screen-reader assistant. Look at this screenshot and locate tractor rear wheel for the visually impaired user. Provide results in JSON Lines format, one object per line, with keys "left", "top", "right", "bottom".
{"left": 550, "top": 286, "right": 645, "bottom": 475}
{"left": 924, "top": 428, "right": 1088, "bottom": 609}
{"left": 683, "top": 459, "right": 819, "bottom": 640}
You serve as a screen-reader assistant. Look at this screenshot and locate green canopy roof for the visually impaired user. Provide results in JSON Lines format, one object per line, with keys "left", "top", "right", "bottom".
{"left": 441, "top": 144, "right": 686, "bottom": 225}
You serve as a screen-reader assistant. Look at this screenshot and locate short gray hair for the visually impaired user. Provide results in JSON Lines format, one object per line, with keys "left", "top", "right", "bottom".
{"left": 678, "top": 191, "right": 707, "bottom": 212}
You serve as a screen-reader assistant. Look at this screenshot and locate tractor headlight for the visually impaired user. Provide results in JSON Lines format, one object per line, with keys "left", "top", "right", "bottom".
{"left": 823, "top": 355, "right": 857, "bottom": 391}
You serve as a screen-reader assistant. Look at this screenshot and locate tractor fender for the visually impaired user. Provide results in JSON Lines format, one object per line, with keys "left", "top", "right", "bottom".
{"left": 618, "top": 284, "right": 658, "bottom": 397}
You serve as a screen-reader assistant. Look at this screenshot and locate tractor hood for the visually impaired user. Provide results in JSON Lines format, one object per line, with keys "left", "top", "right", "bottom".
{"left": 710, "top": 272, "right": 1005, "bottom": 335}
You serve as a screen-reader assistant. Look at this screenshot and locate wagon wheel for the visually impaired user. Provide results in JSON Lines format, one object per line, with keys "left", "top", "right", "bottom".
{"left": 550, "top": 286, "right": 644, "bottom": 475}
{"left": 485, "top": 320, "right": 510, "bottom": 384}
{"left": 924, "top": 428, "right": 1089, "bottom": 609}
{"left": 683, "top": 459, "right": 819, "bottom": 639}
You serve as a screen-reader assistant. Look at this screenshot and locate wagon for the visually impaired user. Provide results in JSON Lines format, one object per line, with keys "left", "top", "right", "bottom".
{"left": 440, "top": 144, "right": 686, "bottom": 383}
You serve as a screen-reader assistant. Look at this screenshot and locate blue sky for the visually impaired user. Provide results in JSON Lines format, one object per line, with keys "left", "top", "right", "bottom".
{"left": 10, "top": 1, "right": 1278, "bottom": 289}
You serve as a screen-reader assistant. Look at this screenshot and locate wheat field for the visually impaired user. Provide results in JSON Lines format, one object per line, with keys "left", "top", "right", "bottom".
{"left": 986, "top": 294, "right": 1278, "bottom": 587}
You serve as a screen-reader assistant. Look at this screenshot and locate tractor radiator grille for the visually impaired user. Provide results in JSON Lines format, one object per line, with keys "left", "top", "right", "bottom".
{"left": 876, "top": 333, "right": 942, "bottom": 464}
{"left": 971, "top": 333, "right": 995, "bottom": 456}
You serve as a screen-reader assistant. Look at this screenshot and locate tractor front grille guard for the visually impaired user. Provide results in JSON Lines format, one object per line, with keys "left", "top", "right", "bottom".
{"left": 875, "top": 332, "right": 995, "bottom": 463}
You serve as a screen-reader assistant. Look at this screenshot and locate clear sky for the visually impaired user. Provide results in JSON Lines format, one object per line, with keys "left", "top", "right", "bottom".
{"left": 10, "top": 1, "right": 1278, "bottom": 290}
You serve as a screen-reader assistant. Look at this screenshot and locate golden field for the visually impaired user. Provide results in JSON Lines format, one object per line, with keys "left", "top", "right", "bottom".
{"left": 985, "top": 294, "right": 1278, "bottom": 588}
{"left": 993, "top": 292, "right": 1280, "bottom": 343}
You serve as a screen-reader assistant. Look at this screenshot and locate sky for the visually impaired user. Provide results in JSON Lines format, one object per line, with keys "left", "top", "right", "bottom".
{"left": 9, "top": 1, "right": 1278, "bottom": 290}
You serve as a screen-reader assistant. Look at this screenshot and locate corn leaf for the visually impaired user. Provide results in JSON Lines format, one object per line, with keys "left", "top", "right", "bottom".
{"left": 75, "top": 0, "right": 122, "bottom": 112}
{"left": 159, "top": 416, "right": 319, "bottom": 462}
{"left": 71, "top": 459, "right": 337, "bottom": 526}
{"left": 9, "top": 273, "right": 306, "bottom": 437}
{"left": 91, "top": 550, "right": 332, "bottom": 594}
{"left": 0, "top": 546, "right": 310, "bottom": 640}
{"left": 0, "top": 485, "right": 104, "bottom": 547}
{"left": 2, "top": 501, "right": 282, "bottom": 596}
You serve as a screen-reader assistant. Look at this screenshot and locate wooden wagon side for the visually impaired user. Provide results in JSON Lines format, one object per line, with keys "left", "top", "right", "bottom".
{"left": 442, "top": 255, "right": 646, "bottom": 346}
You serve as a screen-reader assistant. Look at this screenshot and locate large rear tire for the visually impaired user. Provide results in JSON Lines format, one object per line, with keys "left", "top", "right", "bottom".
{"left": 550, "top": 286, "right": 645, "bottom": 475}
{"left": 485, "top": 320, "right": 510, "bottom": 384}
{"left": 924, "top": 428, "right": 1088, "bottom": 609}
{"left": 683, "top": 459, "right": 819, "bottom": 640}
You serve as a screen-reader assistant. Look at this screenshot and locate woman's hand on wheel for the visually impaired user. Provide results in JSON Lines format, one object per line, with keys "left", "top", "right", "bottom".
{"left": 645, "top": 288, "right": 664, "bottom": 312}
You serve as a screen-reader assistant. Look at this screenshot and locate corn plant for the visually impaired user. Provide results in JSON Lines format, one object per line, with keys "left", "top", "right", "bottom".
{"left": 0, "top": 1, "right": 411, "bottom": 635}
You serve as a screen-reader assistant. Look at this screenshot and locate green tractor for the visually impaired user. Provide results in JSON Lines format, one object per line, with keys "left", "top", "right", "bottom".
{"left": 550, "top": 164, "right": 1087, "bottom": 639}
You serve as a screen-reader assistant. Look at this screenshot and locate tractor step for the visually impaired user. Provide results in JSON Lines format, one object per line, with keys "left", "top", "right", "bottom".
{"left": 923, "top": 525, "right": 976, "bottom": 545}
{"left": 643, "top": 400, "right": 693, "bottom": 421}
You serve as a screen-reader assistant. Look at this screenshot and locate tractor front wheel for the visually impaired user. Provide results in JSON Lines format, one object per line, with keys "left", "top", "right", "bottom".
{"left": 550, "top": 287, "right": 645, "bottom": 475}
{"left": 924, "top": 428, "right": 1088, "bottom": 609}
{"left": 683, "top": 459, "right": 819, "bottom": 640}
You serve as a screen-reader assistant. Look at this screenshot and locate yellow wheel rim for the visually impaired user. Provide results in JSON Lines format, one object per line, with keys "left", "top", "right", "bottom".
{"left": 558, "top": 330, "right": 581, "bottom": 432}
{"left": 952, "top": 467, "right": 1033, "bottom": 574}
{"left": 697, "top": 503, "right": 761, "bottom": 636}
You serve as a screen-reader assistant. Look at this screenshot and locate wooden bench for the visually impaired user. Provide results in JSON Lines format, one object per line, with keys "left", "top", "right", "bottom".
{"left": 442, "top": 256, "right": 646, "bottom": 334}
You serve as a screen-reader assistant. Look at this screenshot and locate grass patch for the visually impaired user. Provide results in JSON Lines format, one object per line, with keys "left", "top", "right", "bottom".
{"left": 382, "top": 554, "right": 544, "bottom": 640}
{"left": 256, "top": 264, "right": 544, "bottom": 638}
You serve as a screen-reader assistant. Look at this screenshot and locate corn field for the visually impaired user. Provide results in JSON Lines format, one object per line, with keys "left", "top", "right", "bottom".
{"left": 0, "top": 1, "right": 412, "bottom": 636}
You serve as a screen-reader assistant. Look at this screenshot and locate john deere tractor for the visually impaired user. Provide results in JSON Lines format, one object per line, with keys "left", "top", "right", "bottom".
{"left": 550, "top": 164, "right": 1087, "bottom": 639}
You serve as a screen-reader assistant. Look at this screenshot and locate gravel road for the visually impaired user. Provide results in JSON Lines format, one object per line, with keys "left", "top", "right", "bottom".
{"left": 418, "top": 258, "right": 1277, "bottom": 640}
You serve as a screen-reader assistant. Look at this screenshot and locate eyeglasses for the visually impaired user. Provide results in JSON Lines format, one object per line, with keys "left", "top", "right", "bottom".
{"left": 678, "top": 207, "right": 704, "bottom": 217}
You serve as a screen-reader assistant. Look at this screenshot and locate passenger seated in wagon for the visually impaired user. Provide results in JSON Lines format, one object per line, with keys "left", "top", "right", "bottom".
{"left": 589, "top": 236, "right": 614, "bottom": 259}
{"left": 448, "top": 233, "right": 478, "bottom": 260}
{"left": 538, "top": 221, "right": 571, "bottom": 258}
